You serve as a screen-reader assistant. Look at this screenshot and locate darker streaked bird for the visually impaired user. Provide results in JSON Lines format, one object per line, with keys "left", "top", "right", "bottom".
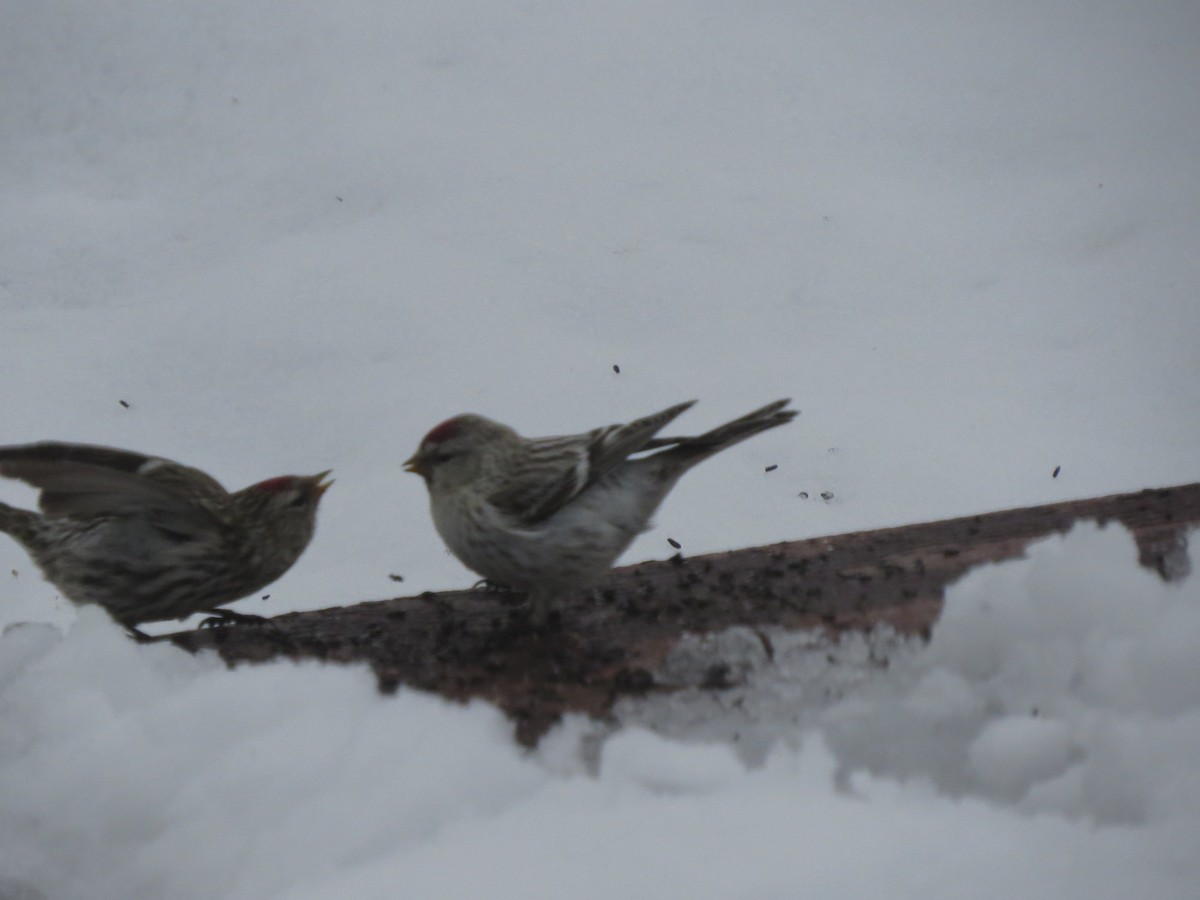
{"left": 0, "top": 442, "right": 331, "bottom": 631}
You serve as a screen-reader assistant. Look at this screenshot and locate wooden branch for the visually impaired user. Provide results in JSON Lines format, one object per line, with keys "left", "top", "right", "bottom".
{"left": 166, "top": 483, "right": 1199, "bottom": 745}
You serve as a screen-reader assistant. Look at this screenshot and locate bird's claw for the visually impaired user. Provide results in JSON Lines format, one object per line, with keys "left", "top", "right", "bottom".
{"left": 471, "top": 578, "right": 518, "bottom": 594}
{"left": 198, "top": 609, "right": 272, "bottom": 629}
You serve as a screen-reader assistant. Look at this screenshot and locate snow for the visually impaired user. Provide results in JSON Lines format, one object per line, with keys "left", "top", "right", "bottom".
{"left": 3, "top": 526, "right": 1199, "bottom": 898}
{"left": 2, "top": 0, "right": 1199, "bottom": 896}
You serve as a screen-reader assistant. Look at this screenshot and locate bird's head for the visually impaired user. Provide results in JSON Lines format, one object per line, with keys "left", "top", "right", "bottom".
{"left": 234, "top": 471, "right": 333, "bottom": 565}
{"left": 404, "top": 415, "right": 514, "bottom": 493}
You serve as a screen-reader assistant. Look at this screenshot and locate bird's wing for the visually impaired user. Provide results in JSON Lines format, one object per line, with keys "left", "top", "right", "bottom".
{"left": 487, "top": 401, "right": 697, "bottom": 526}
{"left": 0, "top": 442, "right": 227, "bottom": 534}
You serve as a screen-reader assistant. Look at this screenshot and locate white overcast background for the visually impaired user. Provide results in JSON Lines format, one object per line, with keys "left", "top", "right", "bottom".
{"left": 2, "top": 1, "right": 1199, "bottom": 898}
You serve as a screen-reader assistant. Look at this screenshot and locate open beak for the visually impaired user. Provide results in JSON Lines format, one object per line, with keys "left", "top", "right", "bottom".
{"left": 312, "top": 470, "right": 335, "bottom": 498}
{"left": 403, "top": 454, "right": 429, "bottom": 478}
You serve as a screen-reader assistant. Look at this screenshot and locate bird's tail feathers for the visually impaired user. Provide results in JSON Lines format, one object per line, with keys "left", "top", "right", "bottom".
{"left": 650, "top": 399, "right": 796, "bottom": 470}
{"left": 0, "top": 500, "right": 40, "bottom": 545}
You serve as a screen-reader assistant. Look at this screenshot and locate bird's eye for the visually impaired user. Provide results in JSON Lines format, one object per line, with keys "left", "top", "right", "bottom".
{"left": 289, "top": 493, "right": 309, "bottom": 508}
{"left": 431, "top": 451, "right": 454, "bottom": 465}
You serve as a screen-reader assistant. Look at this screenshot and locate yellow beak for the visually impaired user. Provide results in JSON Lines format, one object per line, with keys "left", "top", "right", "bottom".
{"left": 312, "top": 470, "right": 335, "bottom": 497}
{"left": 403, "top": 455, "right": 429, "bottom": 478}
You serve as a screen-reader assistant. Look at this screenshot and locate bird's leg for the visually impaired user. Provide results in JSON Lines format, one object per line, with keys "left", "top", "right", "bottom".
{"left": 125, "top": 626, "right": 184, "bottom": 644}
{"left": 471, "top": 578, "right": 518, "bottom": 593}
{"left": 198, "top": 608, "right": 273, "bottom": 629}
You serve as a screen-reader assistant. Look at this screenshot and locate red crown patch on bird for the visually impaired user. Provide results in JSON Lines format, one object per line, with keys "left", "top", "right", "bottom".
{"left": 424, "top": 418, "right": 462, "bottom": 445}
{"left": 251, "top": 476, "right": 298, "bottom": 493}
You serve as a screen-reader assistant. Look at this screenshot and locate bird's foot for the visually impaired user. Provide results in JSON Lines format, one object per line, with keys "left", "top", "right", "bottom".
{"left": 471, "top": 578, "right": 518, "bottom": 594}
{"left": 198, "top": 609, "right": 273, "bottom": 629}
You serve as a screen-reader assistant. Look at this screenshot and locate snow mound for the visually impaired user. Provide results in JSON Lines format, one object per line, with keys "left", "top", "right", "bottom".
{"left": 2, "top": 523, "right": 1198, "bottom": 898}
{"left": 822, "top": 522, "right": 1200, "bottom": 824}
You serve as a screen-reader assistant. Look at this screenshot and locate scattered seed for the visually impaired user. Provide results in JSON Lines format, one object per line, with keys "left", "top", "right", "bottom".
{"left": 1052, "top": 465, "right": 1061, "bottom": 478}
{"left": 118, "top": 400, "right": 130, "bottom": 409}
{"left": 389, "top": 573, "right": 405, "bottom": 582}
{"left": 612, "top": 364, "right": 620, "bottom": 373}
{"left": 10, "top": 569, "right": 17, "bottom": 577}
{"left": 798, "top": 491, "right": 809, "bottom": 499}
{"left": 261, "top": 594, "right": 270, "bottom": 601}
{"left": 820, "top": 491, "right": 834, "bottom": 501}
{"left": 335, "top": 196, "right": 344, "bottom": 202}
{"left": 765, "top": 464, "right": 778, "bottom": 472}
{"left": 667, "top": 537, "right": 681, "bottom": 549}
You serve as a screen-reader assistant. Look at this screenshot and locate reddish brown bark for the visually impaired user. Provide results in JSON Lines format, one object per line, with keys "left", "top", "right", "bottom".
{"left": 166, "top": 483, "right": 1198, "bottom": 745}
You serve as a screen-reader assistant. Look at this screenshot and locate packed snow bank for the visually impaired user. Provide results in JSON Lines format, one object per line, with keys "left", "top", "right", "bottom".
{"left": 2, "top": 523, "right": 1197, "bottom": 898}
{"left": 619, "top": 523, "right": 1200, "bottom": 824}
{"left": 824, "top": 522, "right": 1200, "bottom": 825}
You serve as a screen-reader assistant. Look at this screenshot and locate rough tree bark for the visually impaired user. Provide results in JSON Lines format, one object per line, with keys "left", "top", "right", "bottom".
{"left": 166, "top": 483, "right": 1198, "bottom": 745}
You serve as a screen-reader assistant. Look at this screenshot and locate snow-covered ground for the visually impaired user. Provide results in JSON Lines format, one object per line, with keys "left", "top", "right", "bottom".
{"left": 3, "top": 525, "right": 1197, "bottom": 898}
{"left": 2, "top": 1, "right": 1198, "bottom": 896}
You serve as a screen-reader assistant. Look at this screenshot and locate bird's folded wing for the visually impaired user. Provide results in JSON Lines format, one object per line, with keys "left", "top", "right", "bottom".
{"left": 486, "top": 439, "right": 592, "bottom": 527}
{"left": 488, "top": 400, "right": 697, "bottom": 526}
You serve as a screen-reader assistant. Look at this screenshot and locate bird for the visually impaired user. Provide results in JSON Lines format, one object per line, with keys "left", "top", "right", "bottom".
{"left": 0, "top": 441, "right": 332, "bottom": 634}
{"left": 404, "top": 398, "right": 796, "bottom": 624}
